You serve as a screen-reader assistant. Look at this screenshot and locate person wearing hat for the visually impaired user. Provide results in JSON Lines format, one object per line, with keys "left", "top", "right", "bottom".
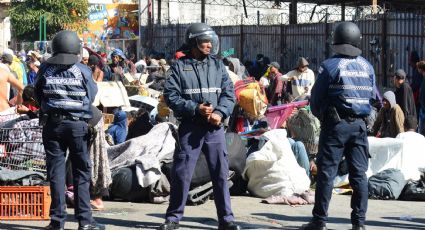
{"left": 27, "top": 60, "right": 40, "bottom": 85}
{"left": 372, "top": 91, "right": 405, "bottom": 138}
{"left": 109, "top": 48, "right": 129, "bottom": 82}
{"left": 304, "top": 22, "right": 375, "bottom": 230}
{"left": 393, "top": 68, "right": 416, "bottom": 120}
{"left": 158, "top": 58, "right": 170, "bottom": 75}
{"left": 81, "top": 48, "right": 90, "bottom": 66}
{"left": 28, "top": 50, "right": 42, "bottom": 62}
{"left": 2, "top": 52, "right": 27, "bottom": 86}
{"left": 34, "top": 30, "right": 103, "bottom": 230}
{"left": 88, "top": 55, "right": 104, "bottom": 82}
{"left": 265, "top": 61, "right": 284, "bottom": 105}
{"left": 146, "top": 59, "right": 166, "bottom": 91}
{"left": 281, "top": 57, "right": 315, "bottom": 99}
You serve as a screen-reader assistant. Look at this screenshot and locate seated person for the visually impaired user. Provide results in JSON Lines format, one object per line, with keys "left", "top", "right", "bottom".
{"left": 372, "top": 91, "right": 405, "bottom": 138}
{"left": 126, "top": 108, "right": 153, "bottom": 141}
{"left": 16, "top": 85, "right": 39, "bottom": 118}
{"left": 287, "top": 138, "right": 310, "bottom": 177}
{"left": 146, "top": 59, "right": 166, "bottom": 91}
{"left": 106, "top": 109, "right": 127, "bottom": 145}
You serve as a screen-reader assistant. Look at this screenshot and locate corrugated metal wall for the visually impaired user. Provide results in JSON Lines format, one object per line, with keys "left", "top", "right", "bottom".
{"left": 148, "top": 12, "right": 425, "bottom": 88}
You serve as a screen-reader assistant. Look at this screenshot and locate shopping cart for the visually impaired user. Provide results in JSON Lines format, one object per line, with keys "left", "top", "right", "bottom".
{"left": 0, "top": 126, "right": 46, "bottom": 174}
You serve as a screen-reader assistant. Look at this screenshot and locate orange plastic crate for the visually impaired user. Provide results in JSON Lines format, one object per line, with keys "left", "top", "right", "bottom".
{"left": 0, "top": 186, "right": 51, "bottom": 220}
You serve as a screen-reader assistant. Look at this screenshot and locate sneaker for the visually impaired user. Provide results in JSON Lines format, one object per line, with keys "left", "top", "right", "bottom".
{"left": 218, "top": 221, "right": 242, "bottom": 230}
{"left": 158, "top": 220, "right": 179, "bottom": 230}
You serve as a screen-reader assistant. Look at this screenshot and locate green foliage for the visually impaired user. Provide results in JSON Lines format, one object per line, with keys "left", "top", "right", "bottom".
{"left": 10, "top": 0, "right": 89, "bottom": 41}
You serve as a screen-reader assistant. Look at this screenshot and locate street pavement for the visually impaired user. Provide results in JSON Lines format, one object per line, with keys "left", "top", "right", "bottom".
{"left": 1, "top": 195, "right": 424, "bottom": 230}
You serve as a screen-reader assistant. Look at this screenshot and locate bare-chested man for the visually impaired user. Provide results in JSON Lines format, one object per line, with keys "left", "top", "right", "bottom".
{"left": 0, "top": 67, "right": 23, "bottom": 113}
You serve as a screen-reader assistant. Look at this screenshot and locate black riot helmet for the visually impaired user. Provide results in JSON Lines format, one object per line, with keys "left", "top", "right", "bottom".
{"left": 184, "top": 23, "right": 219, "bottom": 55}
{"left": 331, "top": 22, "right": 362, "bottom": 57}
{"left": 46, "top": 30, "right": 81, "bottom": 65}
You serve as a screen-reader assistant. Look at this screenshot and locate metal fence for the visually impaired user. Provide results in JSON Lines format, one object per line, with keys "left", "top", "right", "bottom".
{"left": 146, "top": 12, "right": 425, "bottom": 88}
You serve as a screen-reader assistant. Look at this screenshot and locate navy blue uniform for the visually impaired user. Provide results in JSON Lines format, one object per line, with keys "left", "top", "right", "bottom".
{"left": 310, "top": 55, "right": 375, "bottom": 227}
{"left": 163, "top": 55, "right": 236, "bottom": 225}
{"left": 35, "top": 63, "right": 97, "bottom": 228}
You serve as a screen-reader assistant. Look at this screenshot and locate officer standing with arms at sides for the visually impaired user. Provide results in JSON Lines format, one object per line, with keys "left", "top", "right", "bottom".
{"left": 34, "top": 30, "right": 103, "bottom": 230}
{"left": 160, "top": 23, "right": 241, "bottom": 230}
{"left": 302, "top": 22, "right": 375, "bottom": 230}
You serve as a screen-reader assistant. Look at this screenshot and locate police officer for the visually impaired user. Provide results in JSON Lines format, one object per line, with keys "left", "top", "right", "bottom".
{"left": 160, "top": 23, "right": 241, "bottom": 230}
{"left": 302, "top": 22, "right": 374, "bottom": 230}
{"left": 34, "top": 30, "right": 104, "bottom": 230}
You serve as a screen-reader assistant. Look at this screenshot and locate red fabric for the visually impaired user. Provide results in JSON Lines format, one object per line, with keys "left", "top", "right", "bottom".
{"left": 27, "top": 104, "right": 39, "bottom": 112}
{"left": 175, "top": 51, "right": 185, "bottom": 59}
{"left": 413, "top": 90, "right": 420, "bottom": 104}
{"left": 272, "top": 72, "right": 283, "bottom": 97}
{"left": 236, "top": 117, "right": 245, "bottom": 133}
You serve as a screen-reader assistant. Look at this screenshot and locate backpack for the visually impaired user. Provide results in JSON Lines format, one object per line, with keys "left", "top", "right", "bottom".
{"left": 234, "top": 78, "right": 268, "bottom": 118}
{"left": 287, "top": 109, "right": 320, "bottom": 155}
{"left": 368, "top": 168, "right": 406, "bottom": 200}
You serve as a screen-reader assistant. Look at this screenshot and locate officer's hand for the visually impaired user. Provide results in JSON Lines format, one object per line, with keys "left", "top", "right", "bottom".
{"left": 208, "top": 113, "right": 222, "bottom": 126}
{"left": 198, "top": 104, "right": 213, "bottom": 118}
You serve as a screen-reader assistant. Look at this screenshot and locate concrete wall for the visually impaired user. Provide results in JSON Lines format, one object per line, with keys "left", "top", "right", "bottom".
{"left": 0, "top": 4, "right": 10, "bottom": 53}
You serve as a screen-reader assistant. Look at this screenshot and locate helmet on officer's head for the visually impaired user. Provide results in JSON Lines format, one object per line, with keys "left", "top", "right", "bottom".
{"left": 184, "top": 23, "right": 219, "bottom": 55}
{"left": 331, "top": 22, "right": 362, "bottom": 57}
{"left": 46, "top": 30, "right": 81, "bottom": 65}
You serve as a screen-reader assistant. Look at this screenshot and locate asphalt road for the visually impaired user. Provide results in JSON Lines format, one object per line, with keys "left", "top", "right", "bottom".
{"left": 1, "top": 195, "right": 424, "bottom": 230}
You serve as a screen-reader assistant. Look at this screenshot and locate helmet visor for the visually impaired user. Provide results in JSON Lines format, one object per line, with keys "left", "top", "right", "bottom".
{"left": 194, "top": 31, "right": 219, "bottom": 55}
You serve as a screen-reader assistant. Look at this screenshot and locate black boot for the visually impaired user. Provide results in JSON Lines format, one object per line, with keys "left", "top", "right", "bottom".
{"left": 44, "top": 222, "right": 64, "bottom": 230}
{"left": 158, "top": 220, "right": 180, "bottom": 230}
{"left": 300, "top": 221, "right": 327, "bottom": 230}
{"left": 78, "top": 222, "right": 105, "bottom": 230}
{"left": 352, "top": 225, "right": 366, "bottom": 230}
{"left": 218, "top": 221, "right": 242, "bottom": 230}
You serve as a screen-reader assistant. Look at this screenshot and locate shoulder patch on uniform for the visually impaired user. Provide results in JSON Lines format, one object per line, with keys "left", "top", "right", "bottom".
{"left": 318, "top": 66, "right": 324, "bottom": 74}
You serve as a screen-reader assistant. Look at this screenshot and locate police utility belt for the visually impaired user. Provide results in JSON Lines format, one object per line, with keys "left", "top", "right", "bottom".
{"left": 325, "top": 106, "right": 366, "bottom": 123}
{"left": 40, "top": 112, "right": 88, "bottom": 125}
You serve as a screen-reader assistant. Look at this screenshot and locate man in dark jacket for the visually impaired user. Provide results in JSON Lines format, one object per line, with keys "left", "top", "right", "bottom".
{"left": 393, "top": 69, "right": 416, "bottom": 121}
{"left": 416, "top": 61, "right": 425, "bottom": 135}
{"left": 160, "top": 23, "right": 240, "bottom": 230}
{"left": 34, "top": 30, "right": 103, "bottom": 230}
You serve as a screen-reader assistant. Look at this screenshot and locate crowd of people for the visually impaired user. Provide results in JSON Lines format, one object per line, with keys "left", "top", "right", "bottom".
{"left": 0, "top": 20, "right": 424, "bottom": 230}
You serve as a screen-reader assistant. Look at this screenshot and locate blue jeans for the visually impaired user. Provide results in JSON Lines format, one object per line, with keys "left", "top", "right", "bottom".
{"left": 419, "top": 107, "right": 425, "bottom": 135}
{"left": 288, "top": 138, "right": 310, "bottom": 176}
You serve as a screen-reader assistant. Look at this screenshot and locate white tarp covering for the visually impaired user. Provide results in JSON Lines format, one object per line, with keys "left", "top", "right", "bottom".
{"left": 242, "top": 129, "right": 310, "bottom": 198}
{"left": 367, "top": 133, "right": 425, "bottom": 181}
